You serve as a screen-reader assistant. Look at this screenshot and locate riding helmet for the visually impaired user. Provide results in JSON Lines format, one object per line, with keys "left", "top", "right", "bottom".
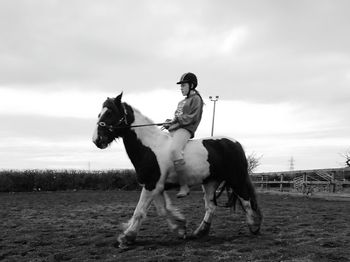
{"left": 176, "top": 72, "right": 198, "bottom": 89}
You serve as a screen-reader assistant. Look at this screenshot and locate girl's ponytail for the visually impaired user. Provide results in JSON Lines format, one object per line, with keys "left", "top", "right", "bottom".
{"left": 194, "top": 89, "right": 205, "bottom": 105}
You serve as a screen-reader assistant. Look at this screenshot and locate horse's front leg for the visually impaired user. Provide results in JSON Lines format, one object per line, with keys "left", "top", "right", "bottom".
{"left": 152, "top": 167, "right": 169, "bottom": 195}
{"left": 153, "top": 192, "right": 187, "bottom": 239}
{"left": 192, "top": 181, "right": 219, "bottom": 238}
{"left": 118, "top": 187, "right": 153, "bottom": 248}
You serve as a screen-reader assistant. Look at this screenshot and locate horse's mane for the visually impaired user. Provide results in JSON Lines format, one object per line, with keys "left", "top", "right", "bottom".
{"left": 128, "top": 104, "right": 170, "bottom": 140}
{"left": 130, "top": 106, "right": 155, "bottom": 125}
{"left": 102, "top": 99, "right": 156, "bottom": 125}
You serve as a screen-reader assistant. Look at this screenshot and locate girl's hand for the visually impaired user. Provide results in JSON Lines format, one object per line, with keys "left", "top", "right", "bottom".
{"left": 168, "top": 122, "right": 180, "bottom": 131}
{"left": 162, "top": 119, "right": 173, "bottom": 130}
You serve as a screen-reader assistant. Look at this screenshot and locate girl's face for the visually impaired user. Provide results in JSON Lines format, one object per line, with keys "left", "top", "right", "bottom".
{"left": 180, "top": 83, "right": 190, "bottom": 96}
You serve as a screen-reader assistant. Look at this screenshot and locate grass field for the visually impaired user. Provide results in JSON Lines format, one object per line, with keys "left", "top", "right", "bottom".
{"left": 1, "top": 190, "right": 349, "bottom": 262}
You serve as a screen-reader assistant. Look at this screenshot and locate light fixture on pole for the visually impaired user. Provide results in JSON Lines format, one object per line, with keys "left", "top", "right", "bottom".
{"left": 209, "top": 96, "right": 219, "bottom": 136}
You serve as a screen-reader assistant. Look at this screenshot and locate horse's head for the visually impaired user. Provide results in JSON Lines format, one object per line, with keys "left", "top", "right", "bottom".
{"left": 92, "top": 92, "right": 131, "bottom": 149}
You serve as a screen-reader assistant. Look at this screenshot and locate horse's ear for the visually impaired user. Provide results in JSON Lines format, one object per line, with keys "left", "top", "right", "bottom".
{"left": 115, "top": 92, "right": 123, "bottom": 105}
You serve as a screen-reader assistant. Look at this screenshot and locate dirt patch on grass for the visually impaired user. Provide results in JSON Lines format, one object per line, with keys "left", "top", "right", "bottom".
{"left": 0, "top": 191, "right": 349, "bottom": 261}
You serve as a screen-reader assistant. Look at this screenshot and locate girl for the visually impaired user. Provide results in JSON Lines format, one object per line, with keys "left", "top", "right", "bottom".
{"left": 162, "top": 72, "right": 204, "bottom": 197}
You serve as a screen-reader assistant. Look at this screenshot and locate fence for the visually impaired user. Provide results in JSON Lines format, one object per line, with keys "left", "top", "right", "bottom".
{"left": 251, "top": 167, "right": 350, "bottom": 194}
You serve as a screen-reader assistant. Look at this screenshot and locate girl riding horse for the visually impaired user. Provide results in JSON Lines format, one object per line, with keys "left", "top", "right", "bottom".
{"left": 92, "top": 83, "right": 262, "bottom": 249}
{"left": 160, "top": 72, "right": 204, "bottom": 198}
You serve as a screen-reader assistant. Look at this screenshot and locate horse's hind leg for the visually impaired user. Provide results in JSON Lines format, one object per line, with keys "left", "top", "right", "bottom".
{"left": 153, "top": 192, "right": 187, "bottom": 239}
{"left": 233, "top": 178, "right": 262, "bottom": 234}
{"left": 118, "top": 187, "right": 153, "bottom": 248}
{"left": 192, "top": 181, "right": 219, "bottom": 238}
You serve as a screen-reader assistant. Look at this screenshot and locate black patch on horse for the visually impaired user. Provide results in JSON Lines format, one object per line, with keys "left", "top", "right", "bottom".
{"left": 123, "top": 130, "right": 161, "bottom": 191}
{"left": 122, "top": 106, "right": 160, "bottom": 191}
{"left": 202, "top": 139, "right": 250, "bottom": 194}
{"left": 101, "top": 98, "right": 160, "bottom": 190}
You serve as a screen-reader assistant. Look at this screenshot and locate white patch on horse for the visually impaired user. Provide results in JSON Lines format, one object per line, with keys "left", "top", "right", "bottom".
{"left": 131, "top": 109, "right": 173, "bottom": 173}
{"left": 202, "top": 181, "right": 219, "bottom": 223}
{"left": 238, "top": 196, "right": 255, "bottom": 225}
{"left": 131, "top": 109, "right": 212, "bottom": 186}
{"left": 92, "top": 107, "right": 108, "bottom": 143}
{"left": 131, "top": 108, "right": 170, "bottom": 150}
{"left": 180, "top": 140, "right": 211, "bottom": 185}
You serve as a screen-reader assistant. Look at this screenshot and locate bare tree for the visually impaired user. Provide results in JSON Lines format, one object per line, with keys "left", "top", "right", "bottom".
{"left": 342, "top": 149, "right": 350, "bottom": 167}
{"left": 247, "top": 152, "right": 263, "bottom": 174}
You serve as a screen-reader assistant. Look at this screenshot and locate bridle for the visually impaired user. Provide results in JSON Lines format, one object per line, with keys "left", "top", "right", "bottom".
{"left": 98, "top": 117, "right": 128, "bottom": 132}
{"left": 97, "top": 102, "right": 129, "bottom": 132}
{"left": 98, "top": 103, "right": 166, "bottom": 132}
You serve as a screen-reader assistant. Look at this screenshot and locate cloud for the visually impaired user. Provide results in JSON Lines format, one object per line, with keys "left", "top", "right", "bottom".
{"left": 0, "top": 1, "right": 349, "bottom": 171}
{"left": 1, "top": 1, "right": 349, "bottom": 97}
{"left": 0, "top": 1, "right": 163, "bottom": 87}
{"left": 0, "top": 87, "right": 110, "bottom": 118}
{"left": 0, "top": 0, "right": 349, "bottom": 111}
{"left": 1, "top": 87, "right": 348, "bottom": 171}
{"left": 161, "top": 25, "right": 250, "bottom": 59}
{"left": 0, "top": 114, "right": 93, "bottom": 141}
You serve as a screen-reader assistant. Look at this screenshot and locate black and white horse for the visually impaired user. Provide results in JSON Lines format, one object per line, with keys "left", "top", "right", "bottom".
{"left": 92, "top": 93, "right": 262, "bottom": 248}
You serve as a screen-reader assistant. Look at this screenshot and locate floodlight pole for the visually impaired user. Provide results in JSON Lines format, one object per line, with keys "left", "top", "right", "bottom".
{"left": 209, "top": 96, "right": 219, "bottom": 137}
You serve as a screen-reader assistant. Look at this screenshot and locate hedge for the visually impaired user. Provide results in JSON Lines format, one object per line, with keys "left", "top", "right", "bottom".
{"left": 0, "top": 169, "right": 140, "bottom": 192}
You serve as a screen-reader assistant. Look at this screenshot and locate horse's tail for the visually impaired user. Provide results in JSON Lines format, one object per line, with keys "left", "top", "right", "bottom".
{"left": 222, "top": 141, "right": 262, "bottom": 234}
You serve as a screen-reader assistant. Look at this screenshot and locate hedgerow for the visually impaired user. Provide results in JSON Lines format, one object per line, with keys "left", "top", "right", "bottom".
{"left": 0, "top": 169, "right": 140, "bottom": 192}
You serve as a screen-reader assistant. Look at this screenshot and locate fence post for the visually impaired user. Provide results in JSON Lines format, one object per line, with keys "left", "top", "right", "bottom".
{"left": 260, "top": 176, "right": 264, "bottom": 190}
{"left": 280, "top": 174, "right": 284, "bottom": 192}
{"left": 302, "top": 173, "right": 307, "bottom": 194}
{"left": 330, "top": 173, "right": 335, "bottom": 193}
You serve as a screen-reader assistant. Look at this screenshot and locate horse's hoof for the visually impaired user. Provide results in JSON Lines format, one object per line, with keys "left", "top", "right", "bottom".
{"left": 186, "top": 233, "right": 197, "bottom": 240}
{"left": 192, "top": 221, "right": 211, "bottom": 239}
{"left": 177, "top": 234, "right": 187, "bottom": 240}
{"left": 192, "top": 230, "right": 210, "bottom": 239}
{"left": 188, "top": 230, "right": 210, "bottom": 240}
{"left": 117, "top": 232, "right": 136, "bottom": 247}
{"left": 177, "top": 229, "right": 187, "bottom": 239}
{"left": 249, "top": 225, "right": 261, "bottom": 235}
{"left": 118, "top": 242, "right": 133, "bottom": 251}
{"left": 174, "top": 218, "right": 187, "bottom": 239}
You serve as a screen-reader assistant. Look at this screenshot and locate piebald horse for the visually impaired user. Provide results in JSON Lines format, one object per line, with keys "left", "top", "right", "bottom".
{"left": 92, "top": 93, "right": 262, "bottom": 248}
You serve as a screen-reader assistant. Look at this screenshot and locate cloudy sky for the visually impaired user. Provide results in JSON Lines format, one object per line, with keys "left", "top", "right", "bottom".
{"left": 0, "top": 0, "right": 349, "bottom": 172}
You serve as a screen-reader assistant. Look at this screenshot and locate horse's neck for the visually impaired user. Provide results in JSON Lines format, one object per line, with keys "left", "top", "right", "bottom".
{"left": 123, "top": 107, "right": 169, "bottom": 155}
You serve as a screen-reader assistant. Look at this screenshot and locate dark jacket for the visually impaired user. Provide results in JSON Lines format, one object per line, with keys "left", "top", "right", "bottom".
{"left": 170, "top": 93, "right": 203, "bottom": 138}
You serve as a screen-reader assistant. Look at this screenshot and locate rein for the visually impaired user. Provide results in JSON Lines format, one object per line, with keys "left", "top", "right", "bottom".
{"left": 98, "top": 121, "right": 167, "bottom": 130}
{"left": 98, "top": 101, "right": 167, "bottom": 131}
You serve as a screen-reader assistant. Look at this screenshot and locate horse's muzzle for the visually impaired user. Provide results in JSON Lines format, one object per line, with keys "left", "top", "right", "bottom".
{"left": 93, "top": 136, "right": 108, "bottom": 149}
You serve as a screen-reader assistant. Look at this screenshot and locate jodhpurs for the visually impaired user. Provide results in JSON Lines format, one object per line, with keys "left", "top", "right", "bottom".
{"left": 169, "top": 128, "right": 191, "bottom": 161}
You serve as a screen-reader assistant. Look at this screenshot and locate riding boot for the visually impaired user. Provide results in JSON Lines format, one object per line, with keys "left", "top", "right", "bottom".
{"left": 174, "top": 159, "right": 190, "bottom": 198}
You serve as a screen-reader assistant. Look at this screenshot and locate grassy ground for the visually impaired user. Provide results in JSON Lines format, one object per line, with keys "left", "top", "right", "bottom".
{"left": 0, "top": 190, "right": 349, "bottom": 262}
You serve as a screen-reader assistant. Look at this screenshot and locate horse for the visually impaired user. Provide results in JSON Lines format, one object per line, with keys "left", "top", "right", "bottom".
{"left": 92, "top": 92, "right": 262, "bottom": 248}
